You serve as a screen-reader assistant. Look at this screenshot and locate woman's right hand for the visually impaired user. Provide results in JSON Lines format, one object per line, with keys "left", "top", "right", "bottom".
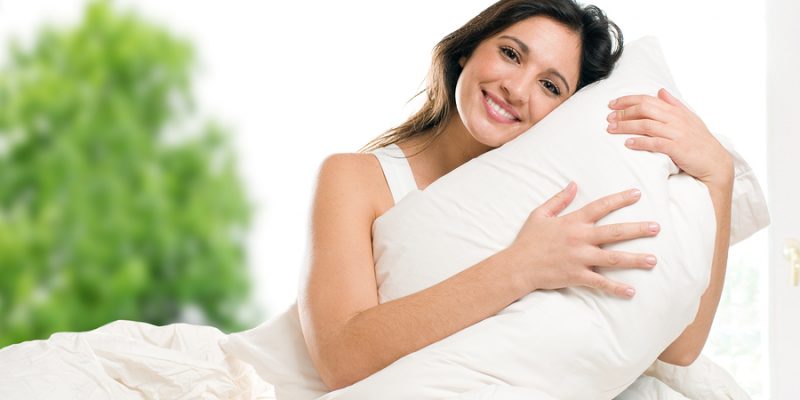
{"left": 505, "top": 181, "right": 660, "bottom": 299}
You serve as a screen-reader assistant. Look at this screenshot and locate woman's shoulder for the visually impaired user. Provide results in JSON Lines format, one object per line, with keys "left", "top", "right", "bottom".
{"left": 319, "top": 152, "right": 379, "bottom": 172}
{"left": 317, "top": 152, "right": 383, "bottom": 186}
{"left": 315, "top": 152, "right": 394, "bottom": 221}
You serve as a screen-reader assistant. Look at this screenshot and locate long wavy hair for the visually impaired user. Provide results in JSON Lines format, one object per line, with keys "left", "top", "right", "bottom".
{"left": 359, "top": 0, "right": 623, "bottom": 154}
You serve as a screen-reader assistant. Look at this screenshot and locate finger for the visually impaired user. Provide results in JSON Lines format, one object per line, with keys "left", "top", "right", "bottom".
{"left": 591, "top": 221, "right": 660, "bottom": 244}
{"left": 607, "top": 99, "right": 670, "bottom": 124}
{"left": 624, "top": 136, "right": 674, "bottom": 157}
{"left": 658, "top": 88, "right": 686, "bottom": 109}
{"left": 532, "top": 181, "right": 577, "bottom": 218}
{"left": 574, "top": 188, "right": 641, "bottom": 222}
{"left": 607, "top": 118, "right": 673, "bottom": 139}
{"left": 608, "top": 94, "right": 668, "bottom": 111}
{"left": 586, "top": 248, "right": 658, "bottom": 270}
{"left": 582, "top": 272, "right": 637, "bottom": 299}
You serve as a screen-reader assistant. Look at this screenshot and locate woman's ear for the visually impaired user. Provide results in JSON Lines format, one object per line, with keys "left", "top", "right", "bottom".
{"left": 459, "top": 56, "right": 467, "bottom": 68}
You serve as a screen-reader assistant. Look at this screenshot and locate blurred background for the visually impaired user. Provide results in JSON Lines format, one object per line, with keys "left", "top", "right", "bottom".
{"left": 1, "top": 0, "right": 794, "bottom": 399}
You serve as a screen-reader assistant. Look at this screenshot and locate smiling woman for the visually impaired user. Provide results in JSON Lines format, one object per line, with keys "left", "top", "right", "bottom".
{"left": 453, "top": 17, "right": 582, "bottom": 147}
{"left": 295, "top": 1, "right": 655, "bottom": 390}
{"left": 0, "top": 0, "right": 769, "bottom": 398}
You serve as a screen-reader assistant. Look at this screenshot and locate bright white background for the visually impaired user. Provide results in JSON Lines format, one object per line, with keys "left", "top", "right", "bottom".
{"left": 0, "top": 0, "right": 771, "bottom": 397}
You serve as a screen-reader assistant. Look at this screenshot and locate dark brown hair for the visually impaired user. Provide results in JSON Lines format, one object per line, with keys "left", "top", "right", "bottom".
{"left": 359, "top": 0, "right": 623, "bottom": 154}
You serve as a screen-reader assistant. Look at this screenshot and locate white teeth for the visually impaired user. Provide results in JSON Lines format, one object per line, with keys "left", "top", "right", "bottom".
{"left": 485, "top": 95, "right": 516, "bottom": 120}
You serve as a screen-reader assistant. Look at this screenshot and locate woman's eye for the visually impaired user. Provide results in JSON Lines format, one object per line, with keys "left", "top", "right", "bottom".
{"left": 541, "top": 80, "right": 561, "bottom": 96}
{"left": 500, "top": 46, "right": 520, "bottom": 63}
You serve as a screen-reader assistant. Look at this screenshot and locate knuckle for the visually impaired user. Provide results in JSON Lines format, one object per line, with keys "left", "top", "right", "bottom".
{"left": 607, "top": 252, "right": 621, "bottom": 266}
{"left": 565, "top": 230, "right": 584, "bottom": 246}
{"left": 642, "top": 120, "right": 653, "bottom": 134}
{"left": 583, "top": 273, "right": 599, "bottom": 287}
{"left": 568, "top": 269, "right": 582, "bottom": 283}
{"left": 608, "top": 224, "right": 623, "bottom": 239}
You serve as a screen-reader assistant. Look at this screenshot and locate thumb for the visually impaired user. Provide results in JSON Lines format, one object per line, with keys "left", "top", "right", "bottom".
{"left": 534, "top": 181, "right": 577, "bottom": 218}
{"left": 658, "top": 88, "right": 685, "bottom": 109}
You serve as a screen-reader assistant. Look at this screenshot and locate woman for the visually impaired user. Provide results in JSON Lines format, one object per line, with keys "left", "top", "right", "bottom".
{"left": 298, "top": 0, "right": 734, "bottom": 391}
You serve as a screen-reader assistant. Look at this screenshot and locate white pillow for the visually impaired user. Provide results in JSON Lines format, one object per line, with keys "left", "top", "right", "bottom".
{"left": 221, "top": 36, "right": 769, "bottom": 400}
{"left": 317, "top": 36, "right": 756, "bottom": 399}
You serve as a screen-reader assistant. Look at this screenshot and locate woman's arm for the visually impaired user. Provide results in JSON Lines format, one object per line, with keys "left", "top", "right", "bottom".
{"left": 608, "top": 88, "right": 736, "bottom": 365}
{"left": 299, "top": 154, "right": 659, "bottom": 390}
{"left": 658, "top": 175, "right": 733, "bottom": 366}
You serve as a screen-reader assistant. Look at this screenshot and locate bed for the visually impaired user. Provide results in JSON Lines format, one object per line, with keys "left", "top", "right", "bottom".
{"left": 0, "top": 319, "right": 750, "bottom": 399}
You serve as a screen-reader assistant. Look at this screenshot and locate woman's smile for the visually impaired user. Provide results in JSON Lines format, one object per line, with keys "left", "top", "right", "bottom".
{"left": 482, "top": 90, "right": 521, "bottom": 123}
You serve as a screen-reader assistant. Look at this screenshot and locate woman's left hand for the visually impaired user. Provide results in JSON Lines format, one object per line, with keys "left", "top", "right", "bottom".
{"left": 606, "top": 88, "right": 734, "bottom": 189}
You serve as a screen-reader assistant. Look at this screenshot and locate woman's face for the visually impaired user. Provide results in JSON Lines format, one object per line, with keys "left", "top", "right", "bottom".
{"left": 455, "top": 16, "right": 582, "bottom": 148}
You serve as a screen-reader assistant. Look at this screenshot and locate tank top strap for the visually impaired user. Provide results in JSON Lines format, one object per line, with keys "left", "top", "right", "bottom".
{"left": 370, "top": 143, "right": 418, "bottom": 205}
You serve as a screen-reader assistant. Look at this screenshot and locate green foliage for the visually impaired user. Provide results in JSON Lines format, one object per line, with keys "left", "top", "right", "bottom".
{"left": 0, "top": 1, "right": 255, "bottom": 347}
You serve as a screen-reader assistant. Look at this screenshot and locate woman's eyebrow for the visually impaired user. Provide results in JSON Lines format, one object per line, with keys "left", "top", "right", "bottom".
{"left": 499, "top": 35, "right": 572, "bottom": 94}
{"left": 499, "top": 35, "right": 530, "bottom": 55}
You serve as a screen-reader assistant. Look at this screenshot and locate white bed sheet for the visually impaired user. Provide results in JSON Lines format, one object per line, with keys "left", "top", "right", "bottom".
{"left": 0, "top": 321, "right": 275, "bottom": 400}
{"left": 0, "top": 320, "right": 748, "bottom": 400}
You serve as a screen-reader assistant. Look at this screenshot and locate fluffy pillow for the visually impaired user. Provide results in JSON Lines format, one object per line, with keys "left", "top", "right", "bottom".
{"left": 316, "top": 36, "right": 728, "bottom": 399}
{"left": 221, "top": 37, "right": 768, "bottom": 400}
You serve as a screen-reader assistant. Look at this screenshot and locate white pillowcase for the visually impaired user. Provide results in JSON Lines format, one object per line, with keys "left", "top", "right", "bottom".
{"left": 221, "top": 36, "right": 768, "bottom": 400}
{"left": 320, "top": 35, "right": 716, "bottom": 399}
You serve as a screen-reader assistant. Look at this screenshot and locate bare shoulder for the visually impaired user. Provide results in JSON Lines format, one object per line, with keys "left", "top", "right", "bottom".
{"left": 314, "top": 152, "right": 393, "bottom": 221}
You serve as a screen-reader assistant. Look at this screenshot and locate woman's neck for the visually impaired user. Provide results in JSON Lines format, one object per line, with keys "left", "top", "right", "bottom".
{"left": 399, "top": 113, "right": 493, "bottom": 189}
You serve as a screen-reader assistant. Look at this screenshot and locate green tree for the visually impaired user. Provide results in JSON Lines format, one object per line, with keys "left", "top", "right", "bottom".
{"left": 0, "top": 1, "right": 255, "bottom": 347}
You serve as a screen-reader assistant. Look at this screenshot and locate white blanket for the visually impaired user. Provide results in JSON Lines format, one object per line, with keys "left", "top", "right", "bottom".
{"left": 0, "top": 321, "right": 274, "bottom": 400}
{"left": 0, "top": 319, "right": 749, "bottom": 399}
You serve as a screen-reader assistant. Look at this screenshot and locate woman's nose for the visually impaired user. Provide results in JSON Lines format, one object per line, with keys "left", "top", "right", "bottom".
{"left": 500, "top": 70, "right": 536, "bottom": 105}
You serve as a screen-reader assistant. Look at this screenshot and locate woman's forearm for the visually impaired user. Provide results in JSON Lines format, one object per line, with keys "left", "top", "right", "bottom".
{"left": 658, "top": 174, "right": 734, "bottom": 366}
{"left": 318, "top": 249, "right": 528, "bottom": 390}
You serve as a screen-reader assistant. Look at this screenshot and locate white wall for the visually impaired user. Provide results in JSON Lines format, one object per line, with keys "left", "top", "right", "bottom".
{"left": 766, "top": 0, "right": 800, "bottom": 397}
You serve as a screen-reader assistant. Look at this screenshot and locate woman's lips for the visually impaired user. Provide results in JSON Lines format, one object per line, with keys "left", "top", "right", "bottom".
{"left": 482, "top": 91, "right": 520, "bottom": 124}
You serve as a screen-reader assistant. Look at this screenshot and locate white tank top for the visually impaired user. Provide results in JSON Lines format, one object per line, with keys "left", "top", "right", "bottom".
{"left": 370, "top": 143, "right": 419, "bottom": 205}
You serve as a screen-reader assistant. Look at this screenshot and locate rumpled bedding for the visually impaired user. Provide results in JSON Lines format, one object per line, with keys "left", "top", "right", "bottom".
{"left": 450, "top": 376, "right": 689, "bottom": 400}
{"left": 0, "top": 321, "right": 274, "bottom": 400}
{"left": 0, "top": 320, "right": 748, "bottom": 400}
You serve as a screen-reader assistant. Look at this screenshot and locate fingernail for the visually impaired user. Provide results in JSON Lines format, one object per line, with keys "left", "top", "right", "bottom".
{"left": 625, "top": 288, "right": 636, "bottom": 298}
{"left": 608, "top": 122, "right": 617, "bottom": 130}
{"left": 625, "top": 138, "right": 635, "bottom": 147}
{"left": 629, "top": 189, "right": 641, "bottom": 199}
{"left": 607, "top": 112, "right": 617, "bottom": 122}
{"left": 646, "top": 256, "right": 657, "bottom": 265}
{"left": 649, "top": 223, "right": 660, "bottom": 233}
{"left": 609, "top": 98, "right": 617, "bottom": 106}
